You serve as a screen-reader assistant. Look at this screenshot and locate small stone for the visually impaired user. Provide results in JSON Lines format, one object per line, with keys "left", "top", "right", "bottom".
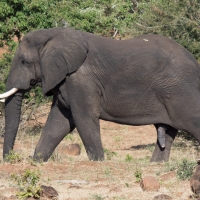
{"left": 140, "top": 176, "right": 160, "bottom": 191}
{"left": 68, "top": 183, "right": 81, "bottom": 189}
{"left": 40, "top": 185, "right": 59, "bottom": 199}
{"left": 153, "top": 194, "right": 173, "bottom": 200}
{"left": 65, "top": 144, "right": 81, "bottom": 156}
{"left": 160, "top": 171, "right": 176, "bottom": 182}
{"left": 190, "top": 165, "right": 200, "bottom": 196}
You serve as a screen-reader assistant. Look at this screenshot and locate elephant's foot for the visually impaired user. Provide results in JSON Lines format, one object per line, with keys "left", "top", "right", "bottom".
{"left": 150, "top": 143, "right": 169, "bottom": 162}
{"left": 33, "top": 152, "right": 49, "bottom": 162}
{"left": 87, "top": 147, "right": 104, "bottom": 161}
{"left": 150, "top": 126, "right": 178, "bottom": 162}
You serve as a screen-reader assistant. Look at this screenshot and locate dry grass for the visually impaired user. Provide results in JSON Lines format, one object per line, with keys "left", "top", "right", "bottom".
{"left": 0, "top": 103, "right": 199, "bottom": 199}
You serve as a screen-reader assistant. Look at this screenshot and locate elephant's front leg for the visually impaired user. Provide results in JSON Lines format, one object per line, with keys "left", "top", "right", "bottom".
{"left": 72, "top": 113, "right": 104, "bottom": 161}
{"left": 69, "top": 90, "right": 104, "bottom": 161}
{"left": 34, "top": 97, "right": 75, "bottom": 162}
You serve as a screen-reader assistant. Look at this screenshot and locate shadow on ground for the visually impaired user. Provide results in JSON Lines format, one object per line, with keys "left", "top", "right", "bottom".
{"left": 125, "top": 143, "right": 155, "bottom": 150}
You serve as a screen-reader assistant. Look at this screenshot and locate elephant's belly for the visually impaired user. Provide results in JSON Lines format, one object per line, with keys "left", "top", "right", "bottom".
{"left": 100, "top": 109, "right": 171, "bottom": 126}
{"left": 99, "top": 95, "right": 171, "bottom": 126}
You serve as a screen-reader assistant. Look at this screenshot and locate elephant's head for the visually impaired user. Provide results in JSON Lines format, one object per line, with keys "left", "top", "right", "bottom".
{"left": 1, "top": 27, "right": 88, "bottom": 158}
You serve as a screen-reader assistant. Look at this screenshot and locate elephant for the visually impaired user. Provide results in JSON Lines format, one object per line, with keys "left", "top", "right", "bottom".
{"left": 2, "top": 27, "right": 198, "bottom": 162}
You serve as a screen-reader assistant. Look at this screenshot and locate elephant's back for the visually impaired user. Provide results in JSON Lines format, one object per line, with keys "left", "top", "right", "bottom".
{"left": 83, "top": 31, "right": 198, "bottom": 66}
{"left": 85, "top": 32, "right": 200, "bottom": 84}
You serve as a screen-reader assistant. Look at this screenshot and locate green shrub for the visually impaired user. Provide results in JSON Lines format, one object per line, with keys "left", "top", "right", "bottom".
{"left": 134, "top": 168, "right": 142, "bottom": 183}
{"left": 11, "top": 169, "right": 41, "bottom": 199}
{"left": 1, "top": 0, "right": 200, "bottom": 105}
{"left": 104, "top": 148, "right": 117, "bottom": 160}
{"left": 125, "top": 154, "right": 133, "bottom": 162}
{"left": 5, "top": 150, "right": 22, "bottom": 164}
{"left": 163, "top": 161, "right": 177, "bottom": 173}
{"left": 133, "top": 0, "right": 200, "bottom": 61}
{"left": 91, "top": 194, "right": 105, "bottom": 200}
{"left": 177, "top": 158, "right": 196, "bottom": 180}
{"left": 177, "top": 130, "right": 197, "bottom": 143}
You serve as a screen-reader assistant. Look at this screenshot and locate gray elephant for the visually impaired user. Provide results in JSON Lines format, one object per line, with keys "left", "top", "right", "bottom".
{"left": 1, "top": 27, "right": 196, "bottom": 162}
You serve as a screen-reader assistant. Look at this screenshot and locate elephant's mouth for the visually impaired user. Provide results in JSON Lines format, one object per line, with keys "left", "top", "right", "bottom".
{"left": 0, "top": 78, "right": 42, "bottom": 102}
{"left": 30, "top": 78, "right": 42, "bottom": 87}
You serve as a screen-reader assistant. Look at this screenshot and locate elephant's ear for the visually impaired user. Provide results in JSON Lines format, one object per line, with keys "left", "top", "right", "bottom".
{"left": 40, "top": 28, "right": 88, "bottom": 95}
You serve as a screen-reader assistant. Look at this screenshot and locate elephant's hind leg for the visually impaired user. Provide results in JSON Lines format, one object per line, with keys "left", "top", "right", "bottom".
{"left": 150, "top": 126, "right": 177, "bottom": 162}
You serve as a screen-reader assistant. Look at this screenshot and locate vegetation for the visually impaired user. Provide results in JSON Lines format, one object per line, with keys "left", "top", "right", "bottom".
{"left": 11, "top": 169, "right": 41, "bottom": 199}
{"left": 104, "top": 148, "right": 117, "bottom": 160}
{"left": 176, "top": 158, "right": 196, "bottom": 180}
{"left": 134, "top": 168, "right": 142, "bottom": 183}
{"left": 160, "top": 157, "right": 196, "bottom": 180}
{"left": 163, "top": 161, "right": 177, "bottom": 173}
{"left": 125, "top": 154, "right": 133, "bottom": 162}
{"left": 134, "top": 0, "right": 200, "bottom": 60}
{"left": 0, "top": 0, "right": 200, "bottom": 96}
{"left": 91, "top": 194, "right": 105, "bottom": 200}
{"left": 177, "top": 130, "right": 198, "bottom": 145}
{"left": 5, "top": 150, "right": 22, "bottom": 163}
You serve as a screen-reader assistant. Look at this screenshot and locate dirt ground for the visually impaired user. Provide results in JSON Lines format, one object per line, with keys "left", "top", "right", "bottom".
{"left": 0, "top": 103, "right": 199, "bottom": 200}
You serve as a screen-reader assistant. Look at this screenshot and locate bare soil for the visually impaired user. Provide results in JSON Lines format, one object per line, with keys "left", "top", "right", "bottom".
{"left": 0, "top": 103, "right": 198, "bottom": 200}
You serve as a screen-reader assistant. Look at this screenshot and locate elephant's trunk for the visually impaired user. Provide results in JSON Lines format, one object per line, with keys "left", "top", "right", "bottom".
{"left": 3, "top": 91, "right": 24, "bottom": 158}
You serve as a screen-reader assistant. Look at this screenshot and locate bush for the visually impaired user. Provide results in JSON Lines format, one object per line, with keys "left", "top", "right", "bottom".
{"left": 135, "top": 168, "right": 142, "bottom": 183}
{"left": 177, "top": 130, "right": 197, "bottom": 143}
{"left": 1, "top": 0, "right": 200, "bottom": 103}
{"left": 103, "top": 148, "right": 117, "bottom": 160}
{"left": 5, "top": 150, "right": 22, "bottom": 164}
{"left": 11, "top": 169, "right": 41, "bottom": 199}
{"left": 125, "top": 154, "right": 133, "bottom": 162}
{"left": 133, "top": 0, "right": 200, "bottom": 61}
{"left": 177, "top": 158, "right": 196, "bottom": 180}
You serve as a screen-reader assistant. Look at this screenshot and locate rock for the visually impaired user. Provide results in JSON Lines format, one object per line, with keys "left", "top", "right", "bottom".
{"left": 190, "top": 165, "right": 200, "bottom": 196}
{"left": 40, "top": 185, "right": 59, "bottom": 199}
{"left": 68, "top": 183, "right": 81, "bottom": 189}
{"left": 160, "top": 171, "right": 176, "bottom": 182}
{"left": 140, "top": 176, "right": 160, "bottom": 191}
{"left": 65, "top": 144, "right": 81, "bottom": 156}
{"left": 153, "top": 194, "right": 173, "bottom": 200}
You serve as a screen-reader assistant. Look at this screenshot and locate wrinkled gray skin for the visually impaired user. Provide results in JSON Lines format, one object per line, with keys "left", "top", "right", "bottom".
{"left": 5, "top": 27, "right": 200, "bottom": 163}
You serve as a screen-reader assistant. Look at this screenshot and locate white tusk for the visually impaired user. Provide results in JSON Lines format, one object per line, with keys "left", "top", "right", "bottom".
{"left": 0, "top": 99, "right": 5, "bottom": 102}
{"left": 0, "top": 88, "right": 19, "bottom": 99}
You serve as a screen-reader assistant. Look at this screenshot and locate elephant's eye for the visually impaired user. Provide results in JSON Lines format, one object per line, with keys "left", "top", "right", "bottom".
{"left": 21, "top": 60, "right": 26, "bottom": 65}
